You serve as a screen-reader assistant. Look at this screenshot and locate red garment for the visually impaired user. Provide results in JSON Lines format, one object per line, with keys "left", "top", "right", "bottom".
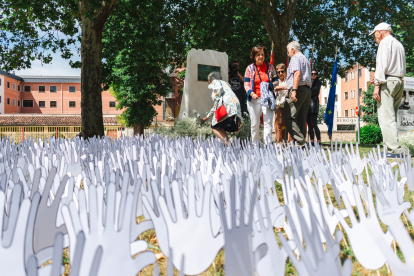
{"left": 253, "top": 64, "right": 269, "bottom": 98}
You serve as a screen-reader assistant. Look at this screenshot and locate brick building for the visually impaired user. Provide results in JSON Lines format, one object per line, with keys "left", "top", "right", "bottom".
{"left": 319, "top": 64, "right": 375, "bottom": 132}
{"left": 0, "top": 70, "right": 182, "bottom": 123}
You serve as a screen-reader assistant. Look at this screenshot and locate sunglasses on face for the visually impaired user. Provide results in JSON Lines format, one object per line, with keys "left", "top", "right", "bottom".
{"left": 277, "top": 71, "right": 285, "bottom": 74}
{"left": 311, "top": 73, "right": 318, "bottom": 75}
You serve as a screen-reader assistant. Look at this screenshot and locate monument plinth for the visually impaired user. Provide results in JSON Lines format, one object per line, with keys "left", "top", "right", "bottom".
{"left": 179, "top": 49, "right": 228, "bottom": 119}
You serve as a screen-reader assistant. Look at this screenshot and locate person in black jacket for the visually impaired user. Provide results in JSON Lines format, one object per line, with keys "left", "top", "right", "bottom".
{"left": 307, "top": 70, "right": 322, "bottom": 146}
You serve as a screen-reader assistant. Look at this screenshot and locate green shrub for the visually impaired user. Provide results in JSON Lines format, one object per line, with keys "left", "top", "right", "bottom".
{"left": 154, "top": 110, "right": 260, "bottom": 142}
{"left": 358, "top": 124, "right": 383, "bottom": 144}
{"left": 154, "top": 111, "right": 214, "bottom": 138}
{"left": 399, "top": 133, "right": 414, "bottom": 155}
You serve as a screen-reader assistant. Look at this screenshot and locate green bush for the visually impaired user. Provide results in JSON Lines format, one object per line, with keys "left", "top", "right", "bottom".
{"left": 399, "top": 133, "right": 414, "bottom": 155}
{"left": 154, "top": 110, "right": 260, "bottom": 142}
{"left": 358, "top": 124, "right": 383, "bottom": 144}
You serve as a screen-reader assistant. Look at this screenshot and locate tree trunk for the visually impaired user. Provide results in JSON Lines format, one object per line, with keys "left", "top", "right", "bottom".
{"left": 79, "top": 0, "right": 118, "bottom": 139}
{"left": 242, "top": 0, "right": 297, "bottom": 65}
{"left": 133, "top": 123, "right": 145, "bottom": 136}
{"left": 263, "top": 18, "right": 292, "bottom": 65}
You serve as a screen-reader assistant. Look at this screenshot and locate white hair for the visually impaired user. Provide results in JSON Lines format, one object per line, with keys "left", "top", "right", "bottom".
{"left": 208, "top": 71, "right": 222, "bottom": 81}
{"left": 287, "top": 41, "right": 301, "bottom": 52}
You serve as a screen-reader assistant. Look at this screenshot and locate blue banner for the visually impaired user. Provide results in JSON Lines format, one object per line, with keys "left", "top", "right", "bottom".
{"left": 324, "top": 57, "right": 338, "bottom": 139}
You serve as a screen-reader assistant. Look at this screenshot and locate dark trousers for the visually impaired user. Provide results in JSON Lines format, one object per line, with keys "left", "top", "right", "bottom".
{"left": 306, "top": 113, "right": 321, "bottom": 141}
{"left": 282, "top": 86, "right": 312, "bottom": 145}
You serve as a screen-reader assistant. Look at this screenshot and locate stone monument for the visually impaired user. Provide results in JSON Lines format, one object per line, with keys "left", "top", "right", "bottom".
{"left": 179, "top": 49, "right": 228, "bottom": 119}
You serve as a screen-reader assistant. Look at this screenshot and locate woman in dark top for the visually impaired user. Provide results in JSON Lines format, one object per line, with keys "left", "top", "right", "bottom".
{"left": 307, "top": 69, "right": 322, "bottom": 146}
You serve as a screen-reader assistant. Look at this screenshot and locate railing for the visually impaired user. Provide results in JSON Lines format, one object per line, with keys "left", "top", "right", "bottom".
{"left": 0, "top": 126, "right": 124, "bottom": 143}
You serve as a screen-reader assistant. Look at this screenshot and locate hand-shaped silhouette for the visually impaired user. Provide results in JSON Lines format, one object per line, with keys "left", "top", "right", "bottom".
{"left": 334, "top": 185, "right": 393, "bottom": 270}
{"left": 279, "top": 196, "right": 352, "bottom": 276}
{"left": 220, "top": 173, "right": 257, "bottom": 276}
{"left": 62, "top": 183, "right": 155, "bottom": 275}
{"left": 158, "top": 176, "right": 224, "bottom": 275}
{"left": 0, "top": 190, "right": 31, "bottom": 275}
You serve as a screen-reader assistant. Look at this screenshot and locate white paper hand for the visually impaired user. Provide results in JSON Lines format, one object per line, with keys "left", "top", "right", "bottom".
{"left": 158, "top": 176, "right": 224, "bottom": 275}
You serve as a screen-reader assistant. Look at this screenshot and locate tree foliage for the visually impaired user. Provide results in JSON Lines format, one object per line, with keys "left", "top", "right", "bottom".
{"left": 101, "top": 0, "right": 187, "bottom": 133}
{"left": 317, "top": 105, "right": 326, "bottom": 124}
{"left": 0, "top": 0, "right": 122, "bottom": 138}
{"left": 360, "top": 85, "right": 378, "bottom": 125}
{"left": 182, "top": 0, "right": 414, "bottom": 83}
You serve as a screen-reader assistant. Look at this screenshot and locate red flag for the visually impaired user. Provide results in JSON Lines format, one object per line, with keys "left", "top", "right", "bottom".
{"left": 270, "top": 50, "right": 274, "bottom": 66}
{"left": 310, "top": 57, "right": 313, "bottom": 70}
{"left": 285, "top": 54, "right": 289, "bottom": 67}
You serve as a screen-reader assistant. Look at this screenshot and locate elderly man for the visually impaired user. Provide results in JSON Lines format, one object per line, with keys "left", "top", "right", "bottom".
{"left": 370, "top": 23, "right": 406, "bottom": 157}
{"left": 276, "top": 41, "right": 312, "bottom": 146}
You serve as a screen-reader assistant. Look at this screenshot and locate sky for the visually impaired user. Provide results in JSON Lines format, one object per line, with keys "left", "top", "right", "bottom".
{"left": 15, "top": 52, "right": 81, "bottom": 76}
{"left": 14, "top": 29, "right": 82, "bottom": 76}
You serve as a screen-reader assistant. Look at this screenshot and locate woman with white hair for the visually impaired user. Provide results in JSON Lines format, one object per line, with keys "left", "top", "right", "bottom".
{"left": 201, "top": 71, "right": 244, "bottom": 145}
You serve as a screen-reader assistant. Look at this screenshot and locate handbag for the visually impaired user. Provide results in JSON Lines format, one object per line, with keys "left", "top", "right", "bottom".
{"left": 215, "top": 83, "right": 228, "bottom": 122}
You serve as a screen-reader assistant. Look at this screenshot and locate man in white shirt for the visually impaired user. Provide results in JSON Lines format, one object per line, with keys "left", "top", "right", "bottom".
{"left": 370, "top": 22, "right": 406, "bottom": 156}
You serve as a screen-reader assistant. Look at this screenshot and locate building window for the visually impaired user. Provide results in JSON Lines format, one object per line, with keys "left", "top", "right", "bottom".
{"left": 50, "top": 86, "right": 57, "bottom": 92}
{"left": 23, "top": 100, "right": 33, "bottom": 107}
{"left": 344, "top": 74, "right": 348, "bottom": 82}
{"left": 0, "top": 79, "right": 1, "bottom": 85}
{"left": 351, "top": 90, "right": 355, "bottom": 98}
{"left": 18, "top": 85, "right": 20, "bottom": 91}
{"left": 39, "top": 101, "right": 46, "bottom": 108}
{"left": 7, "top": 82, "right": 10, "bottom": 88}
{"left": 12, "top": 99, "right": 15, "bottom": 106}
{"left": 69, "top": 86, "right": 76, "bottom": 93}
{"left": 50, "top": 101, "right": 57, "bottom": 108}
{"left": 109, "top": 101, "right": 116, "bottom": 107}
{"left": 358, "top": 68, "right": 362, "bottom": 77}
{"left": 335, "top": 94, "right": 338, "bottom": 102}
{"left": 18, "top": 100, "right": 20, "bottom": 107}
{"left": 351, "top": 109, "right": 355, "bottom": 116}
{"left": 324, "top": 97, "right": 328, "bottom": 104}
{"left": 7, "top": 98, "right": 10, "bottom": 105}
{"left": 39, "top": 86, "right": 46, "bottom": 92}
{"left": 69, "top": 101, "right": 76, "bottom": 107}
{"left": 24, "top": 86, "right": 31, "bottom": 92}
{"left": 351, "top": 71, "right": 355, "bottom": 80}
{"left": 13, "top": 83, "right": 16, "bottom": 90}
{"left": 0, "top": 96, "right": 2, "bottom": 103}
{"left": 359, "top": 88, "right": 362, "bottom": 97}
{"left": 344, "top": 92, "right": 348, "bottom": 100}
{"left": 345, "top": 110, "right": 349, "bottom": 117}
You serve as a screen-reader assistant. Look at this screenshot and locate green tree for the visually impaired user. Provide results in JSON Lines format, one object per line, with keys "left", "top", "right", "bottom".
{"left": 0, "top": 0, "right": 120, "bottom": 138}
{"left": 183, "top": 0, "right": 413, "bottom": 82}
{"left": 317, "top": 106, "right": 326, "bottom": 124}
{"left": 102, "top": 0, "right": 187, "bottom": 135}
{"left": 360, "top": 85, "right": 378, "bottom": 125}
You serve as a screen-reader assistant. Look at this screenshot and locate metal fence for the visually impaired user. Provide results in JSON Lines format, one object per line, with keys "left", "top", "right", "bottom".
{"left": 0, "top": 126, "right": 125, "bottom": 143}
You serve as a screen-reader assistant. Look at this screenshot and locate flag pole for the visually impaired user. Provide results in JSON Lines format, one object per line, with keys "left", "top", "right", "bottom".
{"left": 357, "top": 62, "right": 360, "bottom": 144}
{"left": 311, "top": 45, "right": 314, "bottom": 70}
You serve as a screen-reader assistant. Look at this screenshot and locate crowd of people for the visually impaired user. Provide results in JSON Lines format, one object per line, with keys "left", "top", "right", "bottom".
{"left": 201, "top": 40, "right": 321, "bottom": 147}
{"left": 201, "top": 22, "right": 406, "bottom": 155}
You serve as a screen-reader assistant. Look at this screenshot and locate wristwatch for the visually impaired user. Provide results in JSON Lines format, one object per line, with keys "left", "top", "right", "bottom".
{"left": 292, "top": 89, "right": 297, "bottom": 91}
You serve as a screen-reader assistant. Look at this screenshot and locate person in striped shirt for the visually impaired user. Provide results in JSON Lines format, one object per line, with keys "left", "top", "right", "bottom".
{"left": 244, "top": 46, "right": 277, "bottom": 144}
{"left": 275, "top": 41, "right": 311, "bottom": 146}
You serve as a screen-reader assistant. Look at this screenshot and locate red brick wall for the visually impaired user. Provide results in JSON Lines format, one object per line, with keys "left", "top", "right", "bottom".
{"left": 340, "top": 65, "right": 371, "bottom": 118}
{"left": 19, "top": 82, "right": 122, "bottom": 115}
{"left": 4, "top": 75, "right": 22, "bottom": 114}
